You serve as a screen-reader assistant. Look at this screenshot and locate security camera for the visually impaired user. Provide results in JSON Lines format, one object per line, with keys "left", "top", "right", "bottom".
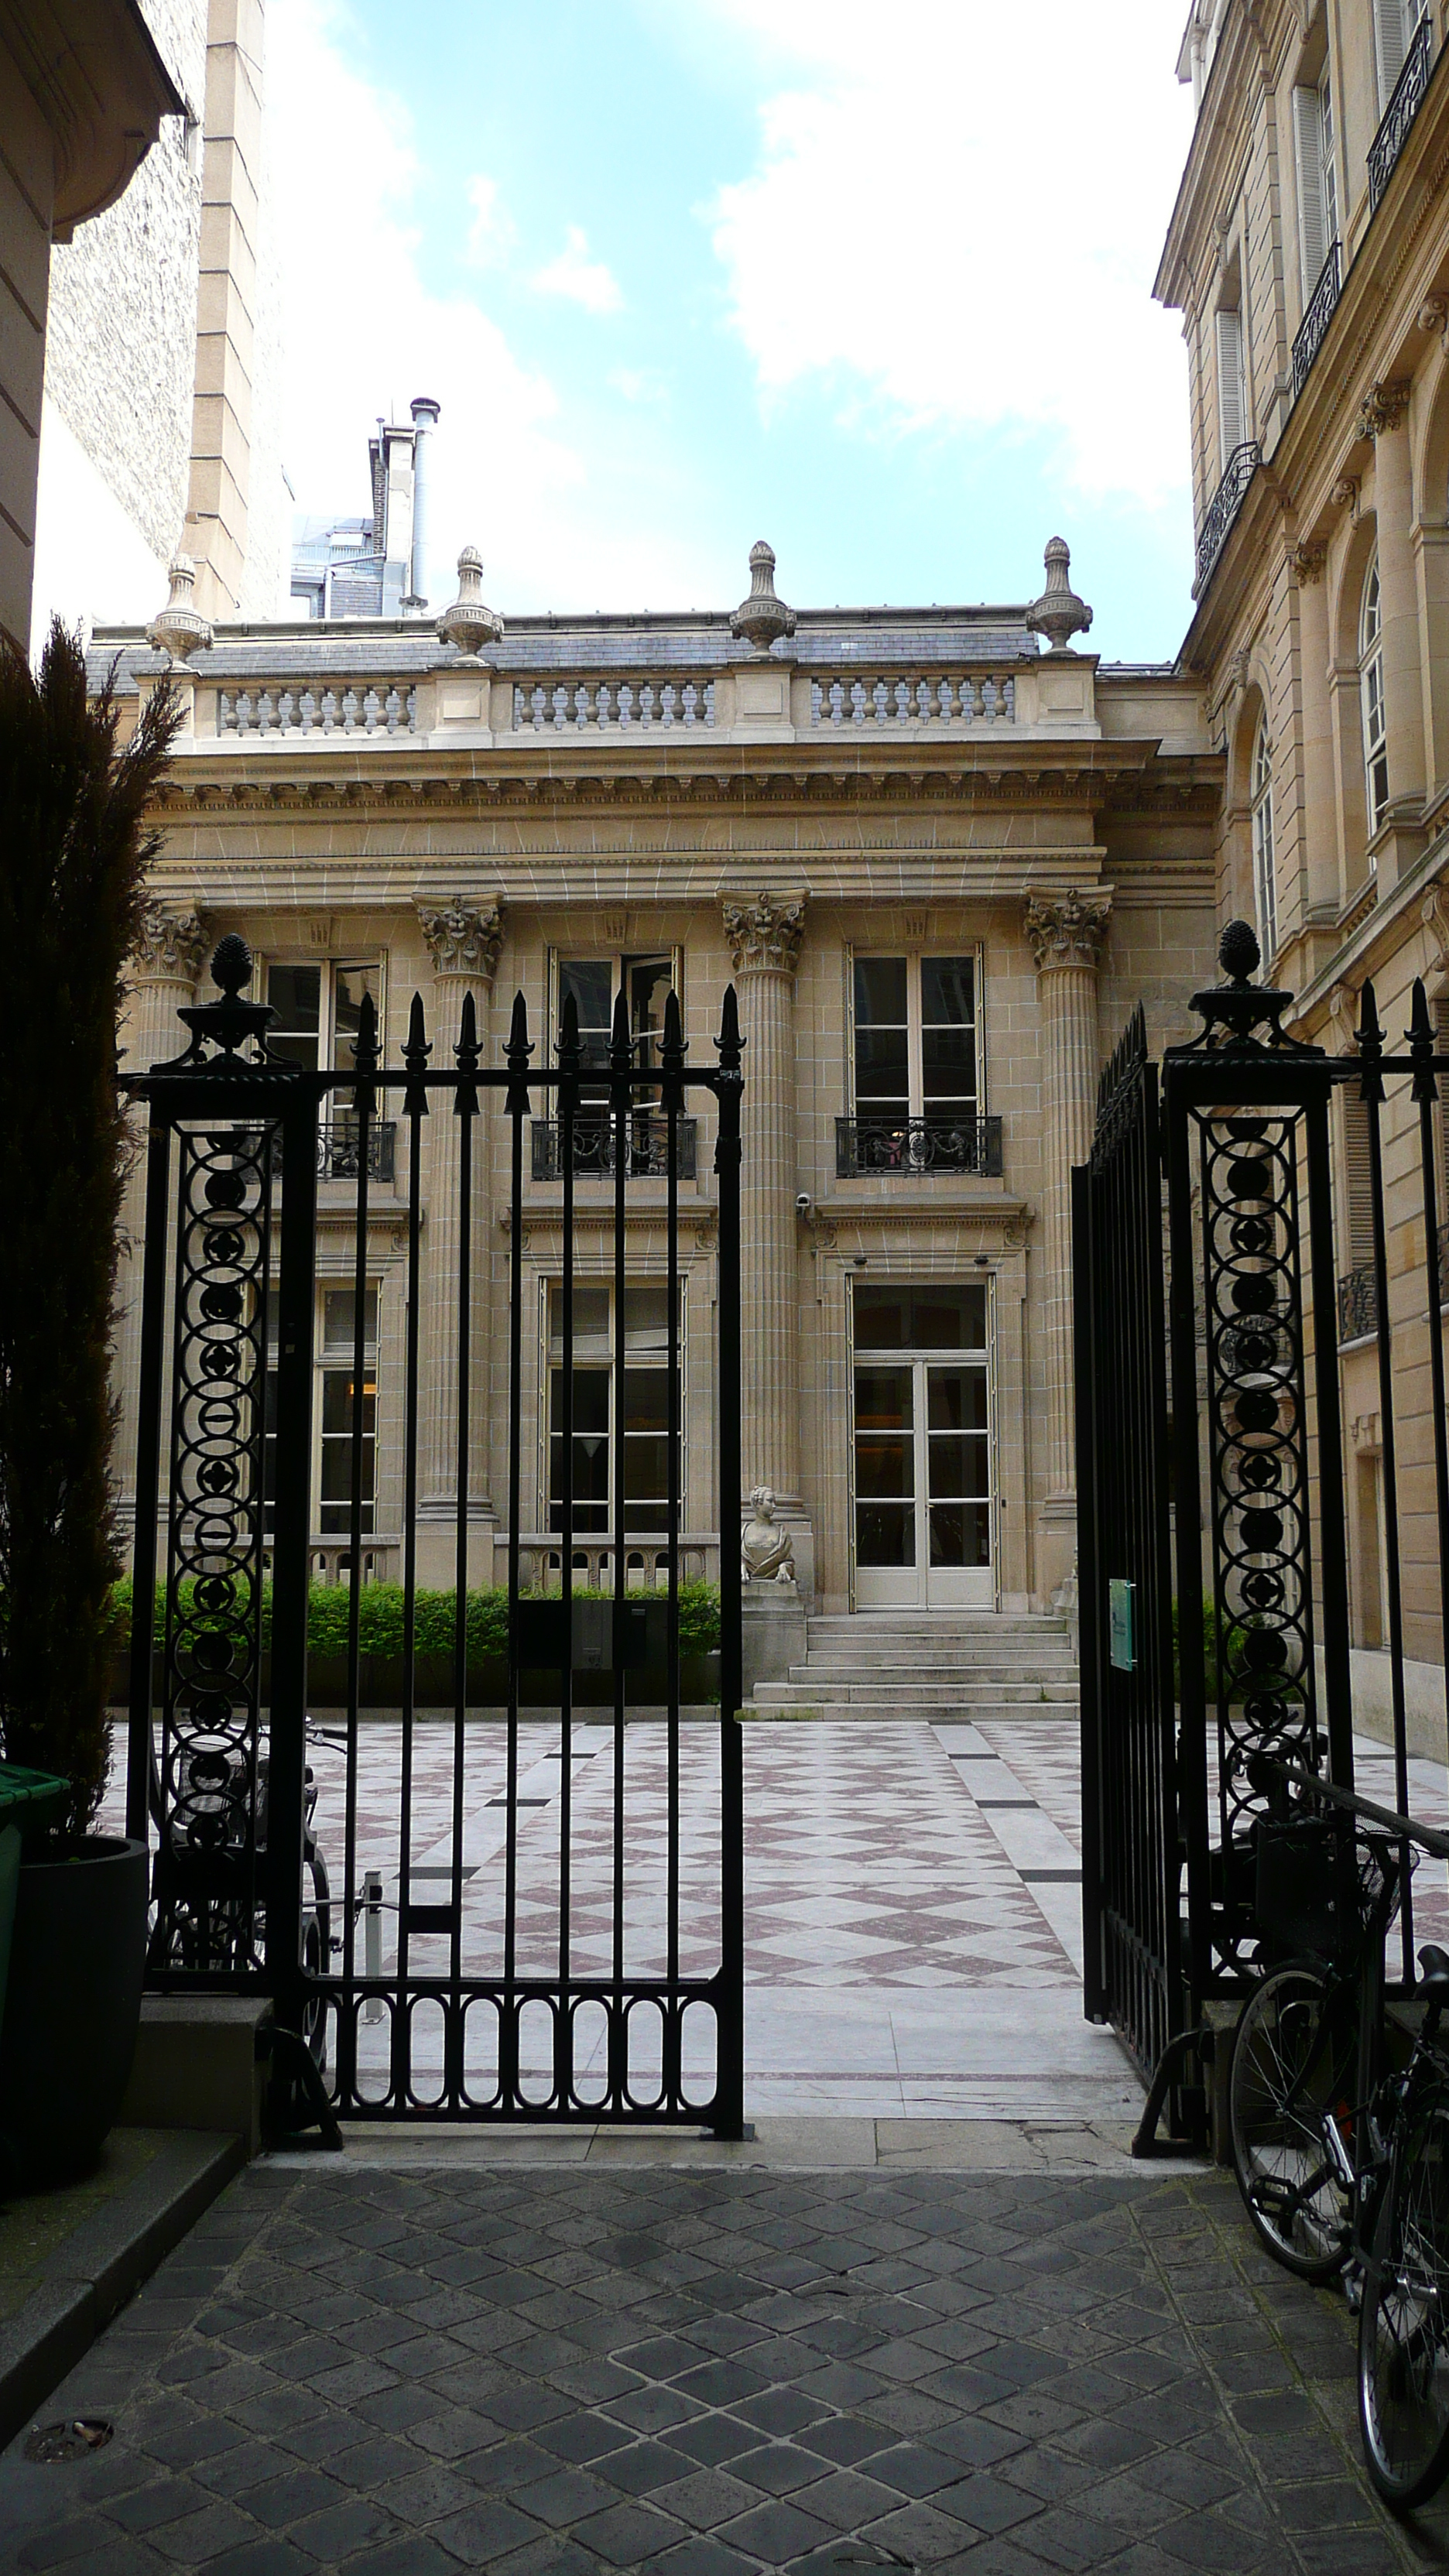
{"left": 796, "top": 1193, "right": 811, "bottom": 1216}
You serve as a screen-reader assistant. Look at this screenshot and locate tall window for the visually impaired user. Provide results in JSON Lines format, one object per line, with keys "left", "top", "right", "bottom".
{"left": 555, "top": 953, "right": 674, "bottom": 1074}
{"left": 1251, "top": 723, "right": 1277, "bottom": 961}
{"left": 1215, "top": 303, "right": 1246, "bottom": 468}
{"left": 1375, "top": 0, "right": 1430, "bottom": 111}
{"left": 852, "top": 955, "right": 979, "bottom": 1132}
{"left": 265, "top": 959, "right": 382, "bottom": 1074}
{"left": 1361, "top": 557, "right": 1389, "bottom": 843}
{"left": 264, "top": 1283, "right": 379, "bottom": 1541}
{"left": 546, "top": 1281, "right": 681, "bottom": 1536}
{"left": 1293, "top": 67, "right": 1338, "bottom": 298}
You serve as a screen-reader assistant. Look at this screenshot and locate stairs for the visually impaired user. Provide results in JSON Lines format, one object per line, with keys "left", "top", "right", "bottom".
{"left": 746, "top": 1611, "right": 1079, "bottom": 1723}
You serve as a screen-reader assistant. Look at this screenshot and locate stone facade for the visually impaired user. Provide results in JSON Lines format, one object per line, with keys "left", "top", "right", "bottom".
{"left": 1158, "top": 0, "right": 1449, "bottom": 1682}
{"left": 103, "top": 540, "right": 1218, "bottom": 1618}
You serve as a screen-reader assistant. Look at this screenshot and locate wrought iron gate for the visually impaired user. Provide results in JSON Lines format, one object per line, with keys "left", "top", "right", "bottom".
{"left": 1077, "top": 921, "right": 1449, "bottom": 2143}
{"left": 122, "top": 936, "right": 745, "bottom": 2134}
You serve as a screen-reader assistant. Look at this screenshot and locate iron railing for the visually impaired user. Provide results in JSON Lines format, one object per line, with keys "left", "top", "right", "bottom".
{"left": 1339, "top": 1261, "right": 1379, "bottom": 1341}
{"left": 1194, "top": 440, "right": 1261, "bottom": 594}
{"left": 530, "top": 1112, "right": 697, "bottom": 1181}
{"left": 1369, "top": 14, "right": 1433, "bottom": 208}
{"left": 1293, "top": 241, "right": 1342, "bottom": 400}
{"left": 835, "top": 1112, "right": 1003, "bottom": 1178}
{"left": 269, "top": 1119, "right": 396, "bottom": 1183}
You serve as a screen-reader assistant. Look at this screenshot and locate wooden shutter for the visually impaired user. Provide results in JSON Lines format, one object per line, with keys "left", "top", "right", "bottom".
{"left": 1342, "top": 1086, "right": 1375, "bottom": 1269}
{"left": 1375, "top": 0, "right": 1410, "bottom": 108}
{"left": 1293, "top": 86, "right": 1327, "bottom": 296}
{"left": 1216, "top": 307, "right": 1245, "bottom": 461}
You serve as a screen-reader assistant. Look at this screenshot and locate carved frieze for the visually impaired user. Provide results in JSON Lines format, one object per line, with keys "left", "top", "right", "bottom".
{"left": 1023, "top": 891, "right": 1111, "bottom": 974}
{"left": 417, "top": 896, "right": 505, "bottom": 985}
{"left": 721, "top": 891, "right": 807, "bottom": 978}
{"left": 132, "top": 899, "right": 210, "bottom": 984}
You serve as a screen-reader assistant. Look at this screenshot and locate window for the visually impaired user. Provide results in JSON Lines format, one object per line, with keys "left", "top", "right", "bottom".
{"left": 851, "top": 954, "right": 979, "bottom": 1130}
{"left": 1341, "top": 1088, "right": 1375, "bottom": 1272}
{"left": 1215, "top": 303, "right": 1246, "bottom": 468}
{"left": 263, "top": 1283, "right": 379, "bottom": 1541}
{"left": 265, "top": 959, "right": 383, "bottom": 1074}
{"left": 1293, "top": 68, "right": 1338, "bottom": 300}
{"left": 1250, "top": 723, "right": 1277, "bottom": 961}
{"left": 1375, "top": 0, "right": 1429, "bottom": 111}
{"left": 546, "top": 1280, "right": 682, "bottom": 1536}
{"left": 555, "top": 953, "right": 674, "bottom": 1075}
{"left": 1361, "top": 558, "right": 1389, "bottom": 842}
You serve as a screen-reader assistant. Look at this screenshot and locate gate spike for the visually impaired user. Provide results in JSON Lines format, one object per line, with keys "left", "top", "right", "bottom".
{"left": 1409, "top": 976, "right": 1438, "bottom": 1106}
{"left": 1356, "top": 977, "right": 1386, "bottom": 1105}
{"left": 504, "top": 987, "right": 533, "bottom": 1118}
{"left": 350, "top": 987, "right": 379, "bottom": 1123}
{"left": 609, "top": 981, "right": 634, "bottom": 1118}
{"left": 402, "top": 991, "right": 430, "bottom": 1118}
{"left": 715, "top": 982, "right": 744, "bottom": 1074}
{"left": 660, "top": 985, "right": 687, "bottom": 1114}
{"left": 454, "top": 988, "right": 481, "bottom": 1119}
{"left": 557, "top": 987, "right": 581, "bottom": 1075}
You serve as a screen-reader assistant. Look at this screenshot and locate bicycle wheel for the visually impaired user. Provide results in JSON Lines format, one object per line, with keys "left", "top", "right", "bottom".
{"left": 1359, "top": 2092, "right": 1449, "bottom": 2510}
{"left": 1229, "top": 1961, "right": 1355, "bottom": 2280}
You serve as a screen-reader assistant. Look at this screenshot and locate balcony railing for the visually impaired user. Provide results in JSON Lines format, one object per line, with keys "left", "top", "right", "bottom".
{"left": 810, "top": 672, "right": 1015, "bottom": 727}
{"left": 514, "top": 679, "right": 715, "bottom": 732}
{"left": 1369, "top": 15, "right": 1433, "bottom": 209}
{"left": 1194, "top": 441, "right": 1261, "bottom": 594}
{"left": 530, "top": 1112, "right": 697, "bottom": 1181}
{"left": 1338, "top": 1262, "right": 1379, "bottom": 1342}
{"left": 836, "top": 1113, "right": 1003, "bottom": 1179}
{"left": 269, "top": 1120, "right": 397, "bottom": 1183}
{"left": 220, "top": 684, "right": 416, "bottom": 737}
{"left": 1292, "top": 240, "right": 1342, "bottom": 401}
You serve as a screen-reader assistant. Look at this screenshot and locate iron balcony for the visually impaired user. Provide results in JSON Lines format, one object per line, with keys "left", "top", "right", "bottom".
{"left": 531, "top": 1112, "right": 698, "bottom": 1181}
{"left": 1292, "top": 241, "right": 1342, "bottom": 402}
{"left": 1338, "top": 1261, "right": 1379, "bottom": 1343}
{"left": 1194, "top": 441, "right": 1261, "bottom": 594}
{"left": 835, "top": 1112, "right": 1003, "bottom": 1179}
{"left": 268, "top": 1120, "right": 397, "bottom": 1184}
{"left": 1369, "top": 15, "right": 1433, "bottom": 210}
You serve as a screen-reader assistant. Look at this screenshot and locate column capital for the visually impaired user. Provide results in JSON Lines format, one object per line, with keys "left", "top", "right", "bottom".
{"left": 1290, "top": 540, "right": 1327, "bottom": 585}
{"left": 417, "top": 895, "right": 505, "bottom": 985}
{"left": 132, "top": 899, "right": 210, "bottom": 984}
{"left": 1358, "top": 379, "right": 1412, "bottom": 440}
{"left": 721, "top": 890, "right": 807, "bottom": 978}
{"left": 1023, "top": 890, "right": 1110, "bottom": 975}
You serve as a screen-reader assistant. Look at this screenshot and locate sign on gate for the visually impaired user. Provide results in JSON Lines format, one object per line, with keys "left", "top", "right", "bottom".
{"left": 122, "top": 937, "right": 746, "bottom": 2136}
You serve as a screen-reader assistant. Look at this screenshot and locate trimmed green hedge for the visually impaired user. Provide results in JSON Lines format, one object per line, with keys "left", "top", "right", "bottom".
{"left": 108, "top": 1577, "right": 721, "bottom": 1660}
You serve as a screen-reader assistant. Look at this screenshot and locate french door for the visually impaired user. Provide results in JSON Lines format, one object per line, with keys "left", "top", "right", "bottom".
{"left": 854, "top": 1348, "right": 995, "bottom": 1608}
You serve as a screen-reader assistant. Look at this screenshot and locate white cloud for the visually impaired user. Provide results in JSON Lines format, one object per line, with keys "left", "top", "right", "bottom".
{"left": 532, "top": 226, "right": 625, "bottom": 316}
{"left": 265, "top": 2, "right": 697, "bottom": 611}
{"left": 701, "top": 0, "right": 1194, "bottom": 508}
{"left": 464, "top": 173, "right": 516, "bottom": 269}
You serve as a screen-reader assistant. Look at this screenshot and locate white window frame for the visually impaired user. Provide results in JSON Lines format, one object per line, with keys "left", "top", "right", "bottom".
{"left": 1360, "top": 556, "right": 1389, "bottom": 847}
{"left": 264, "top": 1279, "right": 381, "bottom": 1549}
{"left": 540, "top": 1276, "right": 687, "bottom": 1562}
{"left": 1251, "top": 721, "right": 1277, "bottom": 962}
{"left": 1293, "top": 69, "right": 1337, "bottom": 302}
{"left": 846, "top": 946, "right": 985, "bottom": 1122}
{"left": 548, "top": 947, "right": 682, "bottom": 1063}
{"left": 261, "top": 954, "right": 387, "bottom": 1076}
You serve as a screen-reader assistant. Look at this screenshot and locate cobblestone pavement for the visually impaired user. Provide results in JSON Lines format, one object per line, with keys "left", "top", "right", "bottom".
{"left": 4, "top": 2150, "right": 1448, "bottom": 2576}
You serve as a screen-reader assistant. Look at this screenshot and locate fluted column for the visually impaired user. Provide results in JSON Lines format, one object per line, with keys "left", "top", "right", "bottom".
{"left": 415, "top": 897, "right": 505, "bottom": 1585}
{"left": 723, "top": 893, "right": 806, "bottom": 1516}
{"left": 1024, "top": 890, "right": 1109, "bottom": 1597}
{"left": 1362, "top": 382, "right": 1426, "bottom": 862}
{"left": 116, "top": 903, "right": 211, "bottom": 1521}
{"left": 1290, "top": 543, "right": 1337, "bottom": 921}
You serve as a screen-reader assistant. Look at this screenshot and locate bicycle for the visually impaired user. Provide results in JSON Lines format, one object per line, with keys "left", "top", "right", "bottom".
{"left": 1228, "top": 1767, "right": 1449, "bottom": 2512}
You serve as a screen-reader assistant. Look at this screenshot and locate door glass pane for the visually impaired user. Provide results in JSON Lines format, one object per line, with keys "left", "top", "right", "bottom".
{"left": 266, "top": 963, "right": 320, "bottom": 1071}
{"left": 930, "top": 1504, "right": 990, "bottom": 1567}
{"left": 318, "top": 1366, "right": 375, "bottom": 1534}
{"left": 855, "top": 1286, "right": 988, "bottom": 1351}
{"left": 858, "top": 1503, "right": 915, "bottom": 1566}
{"left": 550, "top": 1366, "right": 609, "bottom": 1531}
{"left": 549, "top": 1281, "right": 610, "bottom": 1360}
{"left": 920, "top": 957, "right": 977, "bottom": 1110}
{"left": 331, "top": 963, "right": 382, "bottom": 1073}
{"left": 855, "top": 1366, "right": 913, "bottom": 1505}
{"left": 559, "top": 960, "right": 613, "bottom": 1069}
{"left": 321, "top": 1286, "right": 379, "bottom": 1355}
{"left": 854, "top": 957, "right": 909, "bottom": 1113}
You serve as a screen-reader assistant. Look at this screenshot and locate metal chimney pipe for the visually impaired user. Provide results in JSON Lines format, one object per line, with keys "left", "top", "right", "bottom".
{"left": 409, "top": 396, "right": 440, "bottom": 608}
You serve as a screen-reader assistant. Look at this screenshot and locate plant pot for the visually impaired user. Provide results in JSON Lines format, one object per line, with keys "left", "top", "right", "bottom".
{"left": 0, "top": 1836, "right": 147, "bottom": 2188}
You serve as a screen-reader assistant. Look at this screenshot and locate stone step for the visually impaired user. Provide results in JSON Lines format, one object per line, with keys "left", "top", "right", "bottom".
{"left": 743, "top": 1699, "right": 1079, "bottom": 1721}
{"left": 751, "top": 1681, "right": 1080, "bottom": 1708}
{"left": 791, "top": 1651, "right": 1078, "bottom": 1670}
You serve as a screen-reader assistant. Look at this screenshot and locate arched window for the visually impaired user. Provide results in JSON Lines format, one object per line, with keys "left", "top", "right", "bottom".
{"left": 1251, "top": 721, "right": 1277, "bottom": 960}
{"left": 1361, "top": 557, "right": 1389, "bottom": 845}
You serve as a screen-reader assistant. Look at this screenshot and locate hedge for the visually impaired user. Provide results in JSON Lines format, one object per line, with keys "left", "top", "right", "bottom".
{"left": 107, "top": 1577, "right": 721, "bottom": 1660}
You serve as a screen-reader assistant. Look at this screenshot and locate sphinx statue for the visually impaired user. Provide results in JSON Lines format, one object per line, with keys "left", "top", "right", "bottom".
{"left": 741, "top": 1486, "right": 796, "bottom": 1584}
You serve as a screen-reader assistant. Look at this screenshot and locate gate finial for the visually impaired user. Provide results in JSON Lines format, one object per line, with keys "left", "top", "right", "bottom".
{"left": 1355, "top": 978, "right": 1387, "bottom": 1104}
{"left": 402, "top": 992, "right": 430, "bottom": 1118}
{"left": 1172, "top": 916, "right": 1316, "bottom": 1055}
{"left": 504, "top": 988, "right": 533, "bottom": 1118}
{"left": 1409, "top": 978, "right": 1438, "bottom": 1106}
{"left": 661, "top": 986, "right": 687, "bottom": 1115}
{"left": 454, "top": 988, "right": 481, "bottom": 1119}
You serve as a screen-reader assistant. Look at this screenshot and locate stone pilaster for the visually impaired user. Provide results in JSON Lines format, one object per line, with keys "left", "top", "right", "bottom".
{"left": 722, "top": 893, "right": 809, "bottom": 1581}
{"left": 116, "top": 903, "right": 211, "bottom": 1521}
{"left": 415, "top": 897, "right": 505, "bottom": 1584}
{"left": 1362, "top": 382, "right": 1426, "bottom": 869}
{"left": 1290, "top": 544, "right": 1337, "bottom": 920}
{"left": 1024, "top": 889, "right": 1109, "bottom": 1600}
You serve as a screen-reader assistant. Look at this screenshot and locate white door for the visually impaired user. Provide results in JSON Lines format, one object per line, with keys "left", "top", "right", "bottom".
{"left": 853, "top": 1348, "right": 995, "bottom": 1609}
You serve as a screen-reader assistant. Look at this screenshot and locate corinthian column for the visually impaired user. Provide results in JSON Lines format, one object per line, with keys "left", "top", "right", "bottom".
{"left": 1361, "top": 381, "right": 1425, "bottom": 834}
{"left": 415, "top": 896, "right": 505, "bottom": 1586}
{"left": 116, "top": 902, "right": 211, "bottom": 1523}
{"left": 1024, "top": 889, "right": 1109, "bottom": 1600}
{"left": 722, "top": 892, "right": 807, "bottom": 1527}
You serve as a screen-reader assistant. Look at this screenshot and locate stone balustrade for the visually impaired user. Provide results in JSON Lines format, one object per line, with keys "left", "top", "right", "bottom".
{"left": 512, "top": 677, "right": 716, "bottom": 731}
{"left": 219, "top": 682, "right": 418, "bottom": 736}
{"left": 810, "top": 671, "right": 1015, "bottom": 726}
{"left": 517, "top": 1536, "right": 718, "bottom": 1591}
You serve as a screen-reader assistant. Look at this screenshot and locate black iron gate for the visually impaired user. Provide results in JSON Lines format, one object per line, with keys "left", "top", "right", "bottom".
{"left": 122, "top": 936, "right": 745, "bottom": 2134}
{"left": 1077, "top": 921, "right": 1449, "bottom": 2142}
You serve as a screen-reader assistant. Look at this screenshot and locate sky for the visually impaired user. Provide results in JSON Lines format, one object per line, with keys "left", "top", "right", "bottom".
{"left": 267, "top": 1, "right": 1198, "bottom": 663}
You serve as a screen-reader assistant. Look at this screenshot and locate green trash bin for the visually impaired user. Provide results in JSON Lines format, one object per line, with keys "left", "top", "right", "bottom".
{"left": 0, "top": 1762, "right": 70, "bottom": 2047}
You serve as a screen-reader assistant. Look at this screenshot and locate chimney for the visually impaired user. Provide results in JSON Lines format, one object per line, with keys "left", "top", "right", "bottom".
{"left": 407, "top": 396, "right": 440, "bottom": 610}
